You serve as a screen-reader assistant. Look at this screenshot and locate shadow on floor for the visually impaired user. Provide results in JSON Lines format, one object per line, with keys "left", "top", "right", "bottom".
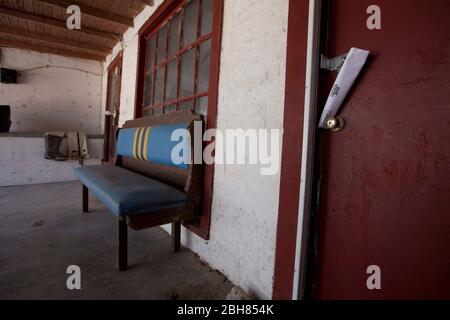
{"left": 0, "top": 182, "right": 233, "bottom": 300}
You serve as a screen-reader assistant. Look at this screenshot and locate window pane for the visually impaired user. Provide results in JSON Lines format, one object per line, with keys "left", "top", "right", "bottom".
{"left": 143, "top": 109, "right": 153, "bottom": 117}
{"left": 195, "top": 96, "right": 208, "bottom": 116}
{"left": 165, "top": 104, "right": 177, "bottom": 114}
{"left": 168, "top": 13, "right": 181, "bottom": 57}
{"left": 108, "top": 73, "right": 117, "bottom": 111}
{"left": 183, "top": 0, "right": 198, "bottom": 47}
{"left": 144, "top": 73, "right": 153, "bottom": 106}
{"left": 180, "top": 100, "right": 193, "bottom": 111}
{"left": 197, "top": 39, "right": 211, "bottom": 93}
{"left": 154, "top": 106, "right": 163, "bottom": 115}
{"left": 201, "top": 0, "right": 213, "bottom": 35}
{"left": 146, "top": 36, "right": 156, "bottom": 70}
{"left": 156, "top": 25, "right": 168, "bottom": 64}
{"left": 154, "top": 67, "right": 165, "bottom": 105}
{"left": 180, "top": 49, "right": 195, "bottom": 98}
{"left": 165, "top": 59, "right": 178, "bottom": 101}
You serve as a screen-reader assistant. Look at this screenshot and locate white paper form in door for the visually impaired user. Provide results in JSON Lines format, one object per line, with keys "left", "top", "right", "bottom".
{"left": 318, "top": 47, "right": 370, "bottom": 129}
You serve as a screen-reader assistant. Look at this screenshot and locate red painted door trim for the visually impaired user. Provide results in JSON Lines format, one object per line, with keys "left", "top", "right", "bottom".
{"left": 272, "top": 0, "right": 310, "bottom": 300}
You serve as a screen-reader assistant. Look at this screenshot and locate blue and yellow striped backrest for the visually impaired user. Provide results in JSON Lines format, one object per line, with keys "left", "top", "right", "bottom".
{"left": 116, "top": 124, "right": 190, "bottom": 171}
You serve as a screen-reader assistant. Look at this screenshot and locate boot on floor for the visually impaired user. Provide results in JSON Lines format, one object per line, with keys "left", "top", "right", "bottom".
{"left": 45, "top": 133, "right": 68, "bottom": 161}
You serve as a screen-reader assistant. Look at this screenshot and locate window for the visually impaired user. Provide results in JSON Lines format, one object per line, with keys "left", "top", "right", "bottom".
{"left": 136, "top": 0, "right": 223, "bottom": 240}
{"left": 138, "top": 0, "right": 217, "bottom": 120}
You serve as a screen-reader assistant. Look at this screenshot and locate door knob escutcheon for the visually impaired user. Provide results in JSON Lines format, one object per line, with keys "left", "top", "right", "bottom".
{"left": 326, "top": 116, "right": 345, "bottom": 132}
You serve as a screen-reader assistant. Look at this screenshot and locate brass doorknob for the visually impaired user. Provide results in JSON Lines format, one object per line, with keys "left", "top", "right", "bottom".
{"left": 326, "top": 116, "right": 345, "bottom": 132}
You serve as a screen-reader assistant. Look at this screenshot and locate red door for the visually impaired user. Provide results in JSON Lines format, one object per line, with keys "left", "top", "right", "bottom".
{"left": 312, "top": 0, "right": 450, "bottom": 299}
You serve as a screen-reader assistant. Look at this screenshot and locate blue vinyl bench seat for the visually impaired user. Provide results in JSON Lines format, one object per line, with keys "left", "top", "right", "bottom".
{"left": 74, "top": 165, "right": 187, "bottom": 217}
{"left": 73, "top": 112, "right": 203, "bottom": 271}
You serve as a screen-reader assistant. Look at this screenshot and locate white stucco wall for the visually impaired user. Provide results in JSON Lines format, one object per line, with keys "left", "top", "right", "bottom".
{"left": 101, "top": 4, "right": 157, "bottom": 129}
{"left": 102, "top": 0, "right": 289, "bottom": 299}
{"left": 0, "top": 48, "right": 103, "bottom": 134}
{"left": 0, "top": 48, "right": 104, "bottom": 186}
{"left": 0, "top": 137, "right": 103, "bottom": 187}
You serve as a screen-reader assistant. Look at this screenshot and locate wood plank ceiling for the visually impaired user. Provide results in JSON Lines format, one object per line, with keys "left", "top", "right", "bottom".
{"left": 0, "top": 0, "right": 154, "bottom": 61}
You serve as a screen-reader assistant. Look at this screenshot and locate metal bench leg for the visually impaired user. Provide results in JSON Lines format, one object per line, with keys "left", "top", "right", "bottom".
{"left": 172, "top": 221, "right": 181, "bottom": 253}
{"left": 118, "top": 219, "right": 128, "bottom": 271}
{"left": 82, "top": 185, "right": 89, "bottom": 213}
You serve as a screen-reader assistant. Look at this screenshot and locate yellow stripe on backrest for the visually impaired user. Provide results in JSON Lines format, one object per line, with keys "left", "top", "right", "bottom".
{"left": 143, "top": 127, "right": 151, "bottom": 161}
{"left": 136, "top": 127, "right": 145, "bottom": 160}
{"left": 132, "top": 128, "right": 140, "bottom": 160}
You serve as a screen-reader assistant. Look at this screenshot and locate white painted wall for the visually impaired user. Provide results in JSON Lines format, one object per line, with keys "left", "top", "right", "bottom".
{"left": 101, "top": 4, "right": 157, "bottom": 129}
{"left": 0, "top": 137, "right": 103, "bottom": 187}
{"left": 0, "top": 48, "right": 104, "bottom": 186}
{"left": 102, "top": 0, "right": 289, "bottom": 299}
{"left": 0, "top": 48, "right": 103, "bottom": 134}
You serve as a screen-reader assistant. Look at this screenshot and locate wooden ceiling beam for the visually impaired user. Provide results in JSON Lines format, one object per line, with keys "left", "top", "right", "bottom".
{"left": 36, "top": 0, "right": 134, "bottom": 27}
{"left": 135, "top": 0, "right": 155, "bottom": 6}
{"left": 0, "top": 6, "right": 120, "bottom": 42}
{"left": 0, "top": 38, "right": 106, "bottom": 61}
{"left": 0, "top": 26, "right": 112, "bottom": 55}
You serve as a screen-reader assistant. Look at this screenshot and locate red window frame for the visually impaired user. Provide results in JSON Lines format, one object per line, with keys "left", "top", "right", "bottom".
{"left": 135, "top": 0, "right": 223, "bottom": 240}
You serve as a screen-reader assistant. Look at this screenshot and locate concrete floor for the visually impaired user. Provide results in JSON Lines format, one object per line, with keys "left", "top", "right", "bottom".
{"left": 0, "top": 182, "right": 233, "bottom": 300}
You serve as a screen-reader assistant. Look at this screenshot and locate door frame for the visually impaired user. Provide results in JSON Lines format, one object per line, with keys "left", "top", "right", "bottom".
{"left": 272, "top": 0, "right": 311, "bottom": 300}
{"left": 273, "top": 0, "right": 324, "bottom": 300}
{"left": 103, "top": 52, "right": 123, "bottom": 163}
{"left": 291, "top": 0, "right": 323, "bottom": 300}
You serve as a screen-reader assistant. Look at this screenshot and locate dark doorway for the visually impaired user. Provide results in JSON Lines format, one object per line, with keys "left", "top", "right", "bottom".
{"left": 104, "top": 53, "right": 123, "bottom": 163}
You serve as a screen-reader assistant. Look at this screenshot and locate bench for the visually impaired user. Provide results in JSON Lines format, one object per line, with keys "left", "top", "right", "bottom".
{"left": 74, "top": 111, "right": 203, "bottom": 271}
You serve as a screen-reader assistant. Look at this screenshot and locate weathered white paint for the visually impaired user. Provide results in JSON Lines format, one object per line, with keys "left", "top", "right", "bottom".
{"left": 0, "top": 48, "right": 103, "bottom": 134}
{"left": 0, "top": 137, "right": 103, "bottom": 187}
{"left": 0, "top": 48, "right": 104, "bottom": 186}
{"left": 102, "top": 0, "right": 289, "bottom": 299}
{"left": 101, "top": 4, "right": 158, "bottom": 130}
